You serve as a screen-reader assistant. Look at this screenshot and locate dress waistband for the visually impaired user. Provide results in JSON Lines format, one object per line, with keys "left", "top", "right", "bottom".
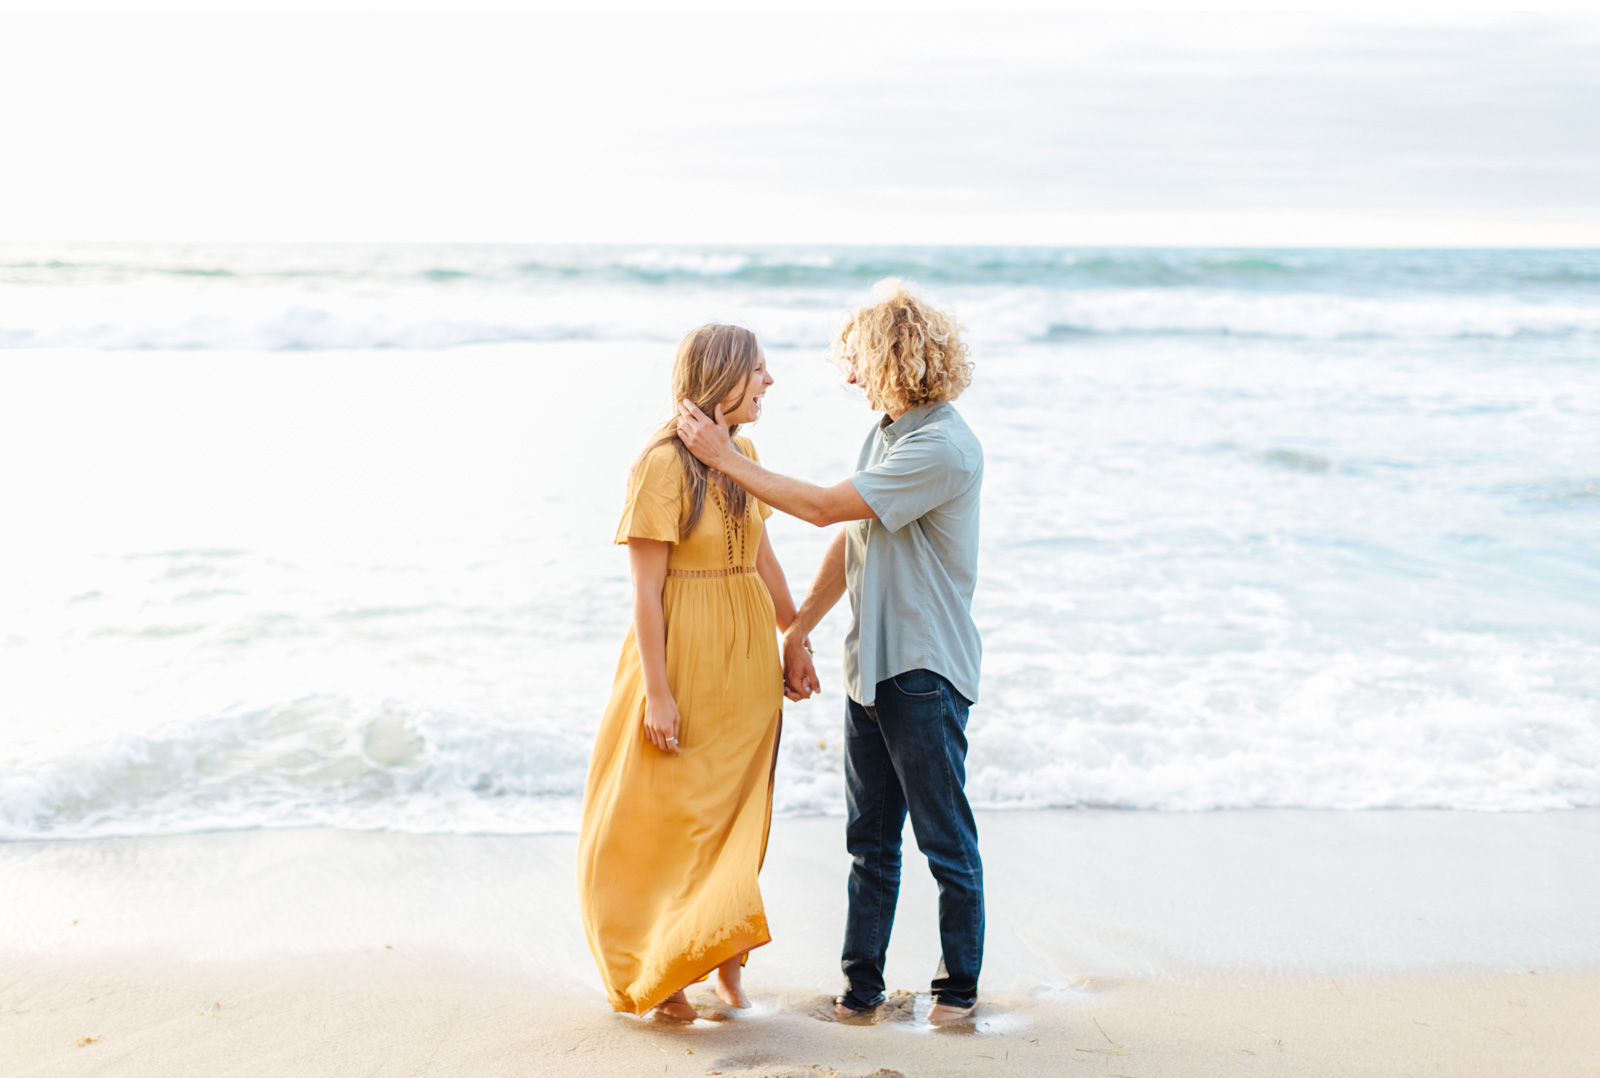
{"left": 667, "top": 565, "right": 758, "bottom": 579}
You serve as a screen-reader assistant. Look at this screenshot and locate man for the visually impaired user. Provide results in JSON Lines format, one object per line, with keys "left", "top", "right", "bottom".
{"left": 676, "top": 279, "right": 984, "bottom": 1024}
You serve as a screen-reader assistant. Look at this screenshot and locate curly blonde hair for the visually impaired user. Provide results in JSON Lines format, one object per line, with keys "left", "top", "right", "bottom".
{"left": 835, "top": 279, "right": 972, "bottom": 414}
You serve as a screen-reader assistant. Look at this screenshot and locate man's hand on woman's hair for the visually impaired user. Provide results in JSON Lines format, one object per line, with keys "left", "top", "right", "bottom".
{"left": 677, "top": 400, "right": 735, "bottom": 470}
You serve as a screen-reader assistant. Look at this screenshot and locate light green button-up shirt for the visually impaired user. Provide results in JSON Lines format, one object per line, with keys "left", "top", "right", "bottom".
{"left": 843, "top": 402, "right": 983, "bottom": 708}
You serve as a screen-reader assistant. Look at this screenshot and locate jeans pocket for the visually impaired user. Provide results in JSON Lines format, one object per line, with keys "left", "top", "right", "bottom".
{"left": 886, "top": 669, "right": 943, "bottom": 698}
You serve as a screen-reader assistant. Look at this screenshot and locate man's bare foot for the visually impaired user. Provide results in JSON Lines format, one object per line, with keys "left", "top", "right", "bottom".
{"left": 833, "top": 996, "right": 877, "bottom": 1020}
{"left": 653, "top": 990, "right": 697, "bottom": 1021}
{"left": 714, "top": 954, "right": 750, "bottom": 1008}
{"left": 928, "top": 1001, "right": 977, "bottom": 1025}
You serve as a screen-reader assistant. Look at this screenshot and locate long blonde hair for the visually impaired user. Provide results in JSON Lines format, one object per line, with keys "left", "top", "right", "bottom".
{"left": 635, "top": 324, "right": 760, "bottom": 541}
{"left": 836, "top": 278, "right": 972, "bottom": 414}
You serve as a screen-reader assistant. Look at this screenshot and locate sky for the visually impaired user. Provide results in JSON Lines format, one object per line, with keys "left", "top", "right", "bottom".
{"left": 2, "top": 10, "right": 1598, "bottom": 246}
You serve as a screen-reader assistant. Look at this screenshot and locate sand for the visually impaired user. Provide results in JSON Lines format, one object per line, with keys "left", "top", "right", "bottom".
{"left": 4, "top": 810, "right": 1599, "bottom": 1076}
{"left": 6, "top": 952, "right": 1594, "bottom": 1078}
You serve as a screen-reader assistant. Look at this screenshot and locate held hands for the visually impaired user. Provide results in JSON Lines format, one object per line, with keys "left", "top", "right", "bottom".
{"left": 643, "top": 694, "right": 682, "bottom": 756}
{"left": 782, "top": 631, "right": 821, "bottom": 701}
{"left": 676, "top": 400, "right": 735, "bottom": 470}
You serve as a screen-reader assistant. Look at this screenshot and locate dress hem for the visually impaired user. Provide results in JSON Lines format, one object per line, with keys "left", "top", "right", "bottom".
{"left": 612, "top": 926, "right": 773, "bottom": 1015}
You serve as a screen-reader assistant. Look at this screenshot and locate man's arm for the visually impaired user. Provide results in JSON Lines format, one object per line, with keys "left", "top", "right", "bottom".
{"left": 780, "top": 528, "right": 848, "bottom": 699}
{"left": 677, "top": 401, "right": 875, "bottom": 527}
{"left": 788, "top": 528, "right": 847, "bottom": 642}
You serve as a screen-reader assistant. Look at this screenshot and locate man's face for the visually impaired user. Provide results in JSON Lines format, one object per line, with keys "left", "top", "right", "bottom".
{"left": 838, "top": 328, "right": 865, "bottom": 392}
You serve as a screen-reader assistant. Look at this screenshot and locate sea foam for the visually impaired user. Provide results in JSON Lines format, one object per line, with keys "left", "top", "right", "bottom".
{"left": 5, "top": 625, "right": 1598, "bottom": 841}
{"left": 1, "top": 243, "right": 1597, "bottom": 839}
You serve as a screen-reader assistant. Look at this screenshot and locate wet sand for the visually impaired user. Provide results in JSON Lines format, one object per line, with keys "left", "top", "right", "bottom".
{"left": 4, "top": 810, "right": 1598, "bottom": 1076}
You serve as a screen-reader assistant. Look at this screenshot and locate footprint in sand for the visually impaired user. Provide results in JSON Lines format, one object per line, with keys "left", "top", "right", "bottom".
{"left": 688, "top": 992, "right": 782, "bottom": 1022}
{"left": 798, "top": 990, "right": 920, "bottom": 1026}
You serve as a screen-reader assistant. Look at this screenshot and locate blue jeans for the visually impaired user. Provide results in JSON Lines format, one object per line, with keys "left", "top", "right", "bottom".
{"left": 839, "top": 668, "right": 984, "bottom": 1010}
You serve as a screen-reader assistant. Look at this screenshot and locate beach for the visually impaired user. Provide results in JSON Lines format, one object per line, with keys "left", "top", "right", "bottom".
{"left": 5, "top": 9, "right": 1600, "bottom": 1073}
{"left": 6, "top": 809, "right": 1598, "bottom": 1076}
{"left": 3, "top": 245, "right": 1599, "bottom": 1074}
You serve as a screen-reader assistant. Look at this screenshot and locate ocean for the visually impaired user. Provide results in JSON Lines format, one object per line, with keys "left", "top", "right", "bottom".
{"left": 2, "top": 242, "right": 1597, "bottom": 840}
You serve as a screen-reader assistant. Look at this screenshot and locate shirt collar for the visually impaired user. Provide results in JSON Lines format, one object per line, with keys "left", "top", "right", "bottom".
{"left": 880, "top": 402, "right": 940, "bottom": 443}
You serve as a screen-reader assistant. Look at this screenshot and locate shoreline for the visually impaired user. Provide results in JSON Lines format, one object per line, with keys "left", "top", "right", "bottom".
{"left": 5, "top": 809, "right": 1598, "bottom": 1075}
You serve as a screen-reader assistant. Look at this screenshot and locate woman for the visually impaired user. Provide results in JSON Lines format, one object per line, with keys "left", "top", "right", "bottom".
{"left": 577, "top": 324, "right": 799, "bottom": 1020}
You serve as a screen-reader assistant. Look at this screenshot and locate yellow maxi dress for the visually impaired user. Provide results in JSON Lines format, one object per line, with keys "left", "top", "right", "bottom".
{"left": 577, "top": 435, "right": 784, "bottom": 1014}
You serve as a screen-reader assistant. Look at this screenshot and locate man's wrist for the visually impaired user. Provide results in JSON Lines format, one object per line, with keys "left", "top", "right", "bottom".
{"left": 715, "top": 444, "right": 753, "bottom": 478}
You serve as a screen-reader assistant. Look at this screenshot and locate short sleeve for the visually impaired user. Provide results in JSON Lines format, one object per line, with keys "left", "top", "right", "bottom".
{"left": 735, "top": 435, "right": 773, "bottom": 521}
{"left": 615, "top": 445, "right": 685, "bottom": 544}
{"left": 850, "top": 431, "right": 973, "bottom": 532}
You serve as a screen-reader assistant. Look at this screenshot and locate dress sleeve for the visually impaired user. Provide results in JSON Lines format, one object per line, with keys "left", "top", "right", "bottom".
{"left": 736, "top": 436, "right": 773, "bottom": 520}
{"left": 615, "top": 445, "right": 685, "bottom": 544}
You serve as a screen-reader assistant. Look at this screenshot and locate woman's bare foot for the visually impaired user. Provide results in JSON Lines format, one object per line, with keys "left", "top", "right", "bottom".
{"left": 653, "top": 990, "right": 697, "bottom": 1022}
{"left": 714, "top": 954, "right": 750, "bottom": 1008}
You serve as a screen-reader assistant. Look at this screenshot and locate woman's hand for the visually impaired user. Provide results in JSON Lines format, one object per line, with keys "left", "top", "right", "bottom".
{"left": 643, "top": 694, "right": 682, "bottom": 755}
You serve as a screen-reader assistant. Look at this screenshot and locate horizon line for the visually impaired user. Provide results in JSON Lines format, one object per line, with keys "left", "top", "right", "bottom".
{"left": 7, "top": 238, "right": 1600, "bottom": 252}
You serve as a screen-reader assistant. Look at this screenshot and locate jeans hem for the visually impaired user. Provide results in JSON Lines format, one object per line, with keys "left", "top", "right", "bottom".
{"left": 837, "top": 991, "right": 886, "bottom": 1013}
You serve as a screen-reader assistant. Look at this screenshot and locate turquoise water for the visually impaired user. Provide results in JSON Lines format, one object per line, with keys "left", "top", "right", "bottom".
{"left": 5, "top": 244, "right": 1600, "bottom": 349}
